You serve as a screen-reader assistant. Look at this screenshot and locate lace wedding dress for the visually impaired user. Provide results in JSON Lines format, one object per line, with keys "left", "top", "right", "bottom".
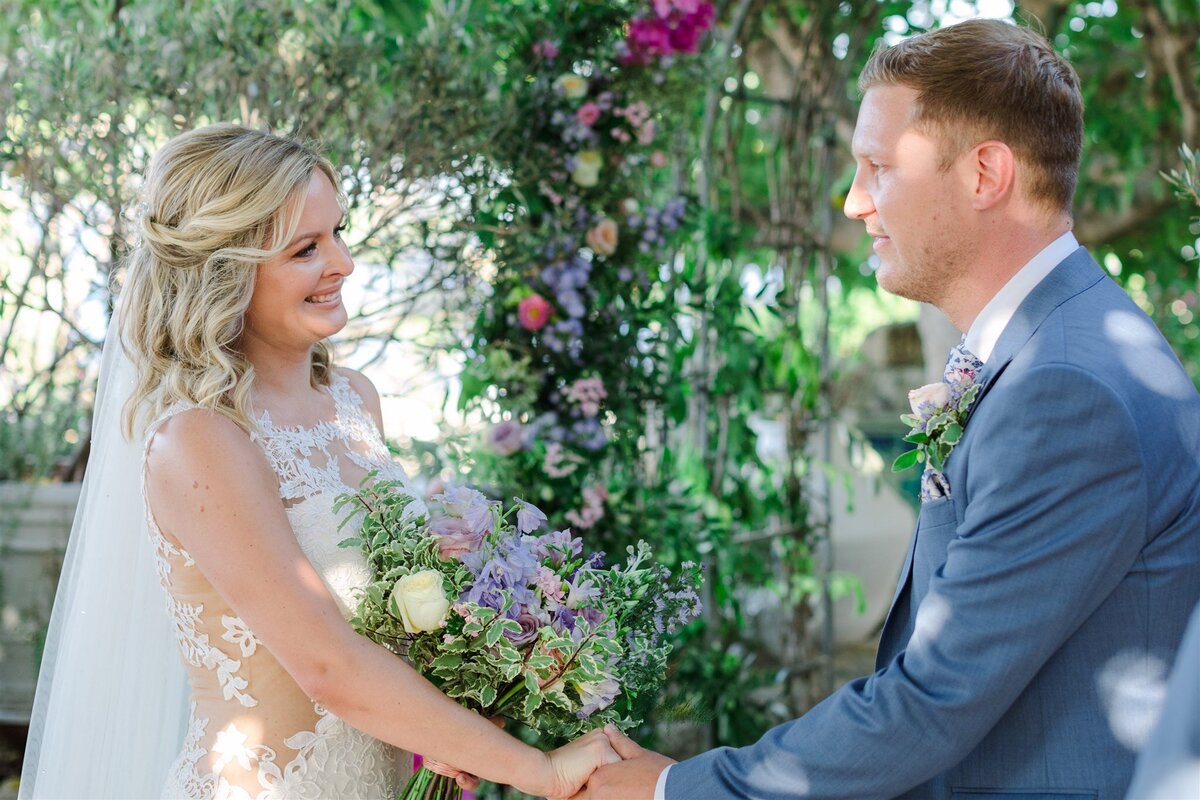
{"left": 145, "top": 373, "right": 421, "bottom": 799}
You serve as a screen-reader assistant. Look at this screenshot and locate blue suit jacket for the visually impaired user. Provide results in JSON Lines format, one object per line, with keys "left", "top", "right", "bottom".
{"left": 667, "top": 249, "right": 1200, "bottom": 799}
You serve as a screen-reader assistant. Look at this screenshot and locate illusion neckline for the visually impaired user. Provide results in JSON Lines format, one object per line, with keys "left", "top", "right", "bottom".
{"left": 252, "top": 373, "right": 350, "bottom": 435}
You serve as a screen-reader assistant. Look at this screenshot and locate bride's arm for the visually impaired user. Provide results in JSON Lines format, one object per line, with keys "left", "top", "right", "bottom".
{"left": 145, "top": 409, "right": 612, "bottom": 798}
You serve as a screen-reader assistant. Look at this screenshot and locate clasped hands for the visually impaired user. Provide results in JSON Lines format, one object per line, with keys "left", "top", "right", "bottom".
{"left": 428, "top": 722, "right": 675, "bottom": 799}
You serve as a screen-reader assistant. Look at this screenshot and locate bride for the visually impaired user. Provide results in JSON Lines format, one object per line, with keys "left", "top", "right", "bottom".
{"left": 20, "top": 124, "right": 618, "bottom": 799}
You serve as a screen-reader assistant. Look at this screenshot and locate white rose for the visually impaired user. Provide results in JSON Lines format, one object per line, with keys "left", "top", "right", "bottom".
{"left": 572, "top": 151, "right": 602, "bottom": 187}
{"left": 554, "top": 73, "right": 589, "bottom": 100}
{"left": 389, "top": 570, "right": 450, "bottom": 633}
{"left": 908, "top": 382, "right": 951, "bottom": 417}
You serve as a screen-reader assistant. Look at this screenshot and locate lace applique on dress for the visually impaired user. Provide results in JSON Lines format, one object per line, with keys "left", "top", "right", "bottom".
{"left": 145, "top": 374, "right": 414, "bottom": 799}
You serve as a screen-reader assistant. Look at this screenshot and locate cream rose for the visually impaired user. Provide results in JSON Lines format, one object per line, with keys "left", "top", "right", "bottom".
{"left": 571, "top": 151, "right": 602, "bottom": 187}
{"left": 388, "top": 570, "right": 450, "bottom": 633}
{"left": 586, "top": 218, "right": 619, "bottom": 256}
{"left": 554, "top": 73, "right": 589, "bottom": 100}
{"left": 908, "top": 382, "right": 951, "bottom": 417}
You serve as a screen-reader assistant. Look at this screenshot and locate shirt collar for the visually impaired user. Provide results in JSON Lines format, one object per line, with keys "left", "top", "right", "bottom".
{"left": 964, "top": 231, "right": 1079, "bottom": 363}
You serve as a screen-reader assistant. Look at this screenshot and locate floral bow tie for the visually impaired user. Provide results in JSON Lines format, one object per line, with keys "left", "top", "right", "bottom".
{"left": 893, "top": 339, "right": 985, "bottom": 501}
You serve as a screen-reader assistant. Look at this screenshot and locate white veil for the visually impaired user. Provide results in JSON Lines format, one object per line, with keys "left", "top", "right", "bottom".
{"left": 19, "top": 300, "right": 190, "bottom": 798}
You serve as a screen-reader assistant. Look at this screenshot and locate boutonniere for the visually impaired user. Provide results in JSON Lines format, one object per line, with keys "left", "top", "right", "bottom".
{"left": 892, "top": 378, "right": 981, "bottom": 477}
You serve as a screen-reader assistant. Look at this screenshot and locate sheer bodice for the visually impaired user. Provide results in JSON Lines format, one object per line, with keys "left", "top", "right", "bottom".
{"left": 145, "top": 373, "right": 423, "bottom": 799}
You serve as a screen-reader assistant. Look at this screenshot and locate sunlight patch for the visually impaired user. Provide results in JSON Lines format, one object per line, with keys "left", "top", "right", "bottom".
{"left": 1096, "top": 650, "right": 1169, "bottom": 751}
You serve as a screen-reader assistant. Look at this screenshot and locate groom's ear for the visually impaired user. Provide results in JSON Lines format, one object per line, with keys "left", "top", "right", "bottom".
{"left": 965, "top": 140, "right": 1015, "bottom": 211}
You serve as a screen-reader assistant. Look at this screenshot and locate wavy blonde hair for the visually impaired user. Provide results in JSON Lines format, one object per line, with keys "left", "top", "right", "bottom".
{"left": 120, "top": 123, "right": 343, "bottom": 437}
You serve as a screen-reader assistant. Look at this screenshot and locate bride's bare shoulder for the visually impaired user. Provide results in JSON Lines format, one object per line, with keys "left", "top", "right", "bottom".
{"left": 145, "top": 408, "right": 270, "bottom": 485}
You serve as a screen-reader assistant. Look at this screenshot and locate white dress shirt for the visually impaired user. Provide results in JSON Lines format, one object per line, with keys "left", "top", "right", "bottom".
{"left": 650, "top": 231, "right": 1079, "bottom": 800}
{"left": 963, "top": 231, "right": 1079, "bottom": 363}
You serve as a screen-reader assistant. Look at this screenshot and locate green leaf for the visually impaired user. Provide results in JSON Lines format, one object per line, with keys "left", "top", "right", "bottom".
{"left": 941, "top": 422, "right": 963, "bottom": 445}
{"left": 892, "top": 449, "right": 921, "bottom": 472}
{"left": 337, "top": 536, "right": 362, "bottom": 549}
{"left": 522, "top": 690, "right": 544, "bottom": 716}
{"left": 902, "top": 431, "right": 929, "bottom": 445}
{"left": 545, "top": 637, "right": 576, "bottom": 653}
{"left": 527, "top": 654, "right": 555, "bottom": 670}
{"left": 485, "top": 622, "right": 507, "bottom": 648}
{"left": 479, "top": 685, "right": 497, "bottom": 710}
{"left": 497, "top": 619, "right": 523, "bottom": 635}
{"left": 431, "top": 653, "right": 463, "bottom": 671}
{"left": 544, "top": 689, "right": 572, "bottom": 710}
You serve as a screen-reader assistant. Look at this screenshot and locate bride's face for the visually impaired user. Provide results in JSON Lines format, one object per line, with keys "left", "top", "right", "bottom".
{"left": 243, "top": 170, "right": 353, "bottom": 352}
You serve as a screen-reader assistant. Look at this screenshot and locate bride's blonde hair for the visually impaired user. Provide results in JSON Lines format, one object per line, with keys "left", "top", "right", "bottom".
{"left": 121, "top": 123, "right": 343, "bottom": 437}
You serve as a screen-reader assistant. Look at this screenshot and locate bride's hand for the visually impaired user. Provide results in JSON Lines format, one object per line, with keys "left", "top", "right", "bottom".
{"left": 521, "top": 728, "right": 620, "bottom": 799}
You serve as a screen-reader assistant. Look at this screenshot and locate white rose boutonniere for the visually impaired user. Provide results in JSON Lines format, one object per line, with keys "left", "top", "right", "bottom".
{"left": 893, "top": 380, "right": 982, "bottom": 477}
{"left": 388, "top": 570, "right": 451, "bottom": 633}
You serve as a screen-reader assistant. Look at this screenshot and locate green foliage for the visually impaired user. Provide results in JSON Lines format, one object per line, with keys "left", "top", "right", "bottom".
{"left": 0, "top": 0, "right": 494, "bottom": 461}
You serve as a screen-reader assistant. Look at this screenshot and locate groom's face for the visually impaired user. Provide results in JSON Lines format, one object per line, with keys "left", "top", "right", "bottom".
{"left": 845, "top": 84, "right": 972, "bottom": 306}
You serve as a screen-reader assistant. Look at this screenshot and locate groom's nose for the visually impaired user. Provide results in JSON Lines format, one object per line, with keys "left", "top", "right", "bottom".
{"left": 843, "top": 168, "right": 875, "bottom": 221}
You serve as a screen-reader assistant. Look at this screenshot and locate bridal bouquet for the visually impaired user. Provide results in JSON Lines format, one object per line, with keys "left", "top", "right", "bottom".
{"left": 336, "top": 476, "right": 702, "bottom": 800}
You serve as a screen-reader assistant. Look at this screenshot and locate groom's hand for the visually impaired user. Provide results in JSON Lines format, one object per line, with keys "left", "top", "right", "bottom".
{"left": 570, "top": 724, "right": 676, "bottom": 800}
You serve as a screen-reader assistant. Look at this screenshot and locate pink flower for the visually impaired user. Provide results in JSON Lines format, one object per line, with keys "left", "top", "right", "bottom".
{"left": 585, "top": 219, "right": 619, "bottom": 257}
{"left": 534, "top": 566, "right": 565, "bottom": 603}
{"left": 649, "top": 150, "right": 668, "bottom": 168}
{"left": 518, "top": 294, "right": 552, "bottom": 330}
{"left": 543, "top": 442, "right": 582, "bottom": 478}
{"left": 532, "top": 39, "right": 559, "bottom": 59}
{"left": 564, "top": 484, "right": 608, "bottom": 530}
{"left": 575, "top": 102, "right": 602, "bottom": 127}
{"left": 627, "top": 17, "right": 672, "bottom": 56}
{"left": 637, "top": 120, "right": 657, "bottom": 145}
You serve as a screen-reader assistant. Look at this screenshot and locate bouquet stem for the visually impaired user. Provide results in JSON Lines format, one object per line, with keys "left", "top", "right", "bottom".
{"left": 400, "top": 765, "right": 462, "bottom": 800}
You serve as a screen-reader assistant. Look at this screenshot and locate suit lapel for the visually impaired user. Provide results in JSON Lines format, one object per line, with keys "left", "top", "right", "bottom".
{"left": 875, "top": 248, "right": 1107, "bottom": 668}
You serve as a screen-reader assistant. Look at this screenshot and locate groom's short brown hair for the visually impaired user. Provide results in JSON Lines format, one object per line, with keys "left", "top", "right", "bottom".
{"left": 859, "top": 19, "right": 1083, "bottom": 214}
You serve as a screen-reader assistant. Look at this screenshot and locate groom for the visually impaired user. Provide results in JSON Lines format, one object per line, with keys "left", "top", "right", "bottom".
{"left": 577, "top": 19, "right": 1200, "bottom": 800}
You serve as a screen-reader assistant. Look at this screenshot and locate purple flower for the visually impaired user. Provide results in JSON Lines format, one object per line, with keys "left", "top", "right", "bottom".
{"left": 543, "top": 319, "right": 583, "bottom": 358}
{"left": 566, "top": 576, "right": 601, "bottom": 609}
{"left": 533, "top": 529, "right": 583, "bottom": 566}
{"left": 487, "top": 420, "right": 524, "bottom": 456}
{"left": 436, "top": 485, "right": 489, "bottom": 517}
{"left": 516, "top": 499, "right": 548, "bottom": 534}
{"left": 576, "top": 675, "right": 620, "bottom": 718}
{"left": 505, "top": 610, "right": 543, "bottom": 647}
{"left": 577, "top": 605, "right": 606, "bottom": 629}
{"left": 551, "top": 605, "right": 577, "bottom": 635}
{"left": 465, "top": 500, "right": 497, "bottom": 535}
{"left": 460, "top": 541, "right": 540, "bottom": 612}
{"left": 427, "top": 515, "right": 484, "bottom": 561}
